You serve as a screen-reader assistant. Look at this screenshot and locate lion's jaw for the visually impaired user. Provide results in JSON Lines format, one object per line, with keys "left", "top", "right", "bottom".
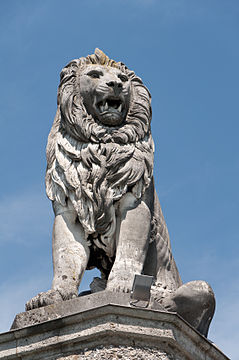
{"left": 78, "top": 65, "right": 130, "bottom": 127}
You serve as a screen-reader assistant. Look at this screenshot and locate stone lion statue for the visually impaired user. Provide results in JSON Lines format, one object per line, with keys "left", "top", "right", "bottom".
{"left": 26, "top": 49, "right": 215, "bottom": 337}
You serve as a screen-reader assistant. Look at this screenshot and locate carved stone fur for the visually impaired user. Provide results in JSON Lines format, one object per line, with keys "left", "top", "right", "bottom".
{"left": 45, "top": 51, "right": 154, "bottom": 259}
{"left": 26, "top": 49, "right": 215, "bottom": 337}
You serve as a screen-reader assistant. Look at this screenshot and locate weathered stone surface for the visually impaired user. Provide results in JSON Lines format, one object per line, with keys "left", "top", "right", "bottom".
{"left": 24, "top": 48, "right": 215, "bottom": 337}
{"left": 56, "top": 346, "right": 174, "bottom": 360}
{"left": 12, "top": 291, "right": 164, "bottom": 330}
{"left": 1, "top": 302, "right": 229, "bottom": 360}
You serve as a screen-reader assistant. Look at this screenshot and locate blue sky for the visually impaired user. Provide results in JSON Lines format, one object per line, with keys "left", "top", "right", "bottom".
{"left": 0, "top": 1, "right": 238, "bottom": 358}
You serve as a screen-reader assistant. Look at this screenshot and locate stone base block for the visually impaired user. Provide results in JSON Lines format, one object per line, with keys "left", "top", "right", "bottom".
{"left": 0, "top": 291, "right": 229, "bottom": 360}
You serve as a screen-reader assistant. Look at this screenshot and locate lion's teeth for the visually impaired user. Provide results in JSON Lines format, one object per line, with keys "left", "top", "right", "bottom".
{"left": 100, "top": 105, "right": 104, "bottom": 112}
{"left": 104, "top": 102, "right": 109, "bottom": 111}
{"left": 118, "top": 103, "right": 122, "bottom": 112}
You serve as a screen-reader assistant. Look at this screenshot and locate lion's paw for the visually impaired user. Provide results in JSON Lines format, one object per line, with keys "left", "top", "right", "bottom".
{"left": 106, "top": 280, "right": 132, "bottom": 294}
{"left": 25, "top": 289, "right": 63, "bottom": 311}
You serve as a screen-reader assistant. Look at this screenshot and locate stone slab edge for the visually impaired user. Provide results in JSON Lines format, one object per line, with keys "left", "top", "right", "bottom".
{"left": 0, "top": 295, "right": 229, "bottom": 360}
{"left": 11, "top": 291, "right": 136, "bottom": 329}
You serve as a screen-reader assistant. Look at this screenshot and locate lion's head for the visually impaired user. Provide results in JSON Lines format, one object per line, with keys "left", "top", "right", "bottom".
{"left": 46, "top": 49, "right": 154, "bottom": 258}
{"left": 55, "top": 48, "right": 152, "bottom": 144}
{"left": 78, "top": 64, "right": 131, "bottom": 127}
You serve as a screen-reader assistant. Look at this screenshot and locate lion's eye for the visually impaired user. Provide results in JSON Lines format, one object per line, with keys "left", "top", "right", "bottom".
{"left": 87, "top": 70, "right": 103, "bottom": 79}
{"left": 118, "top": 74, "right": 128, "bottom": 82}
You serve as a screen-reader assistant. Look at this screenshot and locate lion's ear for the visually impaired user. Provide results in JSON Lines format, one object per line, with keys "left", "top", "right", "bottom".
{"left": 59, "top": 60, "right": 80, "bottom": 87}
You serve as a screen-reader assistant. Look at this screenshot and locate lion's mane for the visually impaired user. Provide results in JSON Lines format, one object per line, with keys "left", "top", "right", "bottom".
{"left": 46, "top": 49, "right": 154, "bottom": 257}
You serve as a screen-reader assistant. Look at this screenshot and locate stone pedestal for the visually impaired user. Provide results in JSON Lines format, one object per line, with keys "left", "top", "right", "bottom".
{"left": 0, "top": 292, "right": 229, "bottom": 360}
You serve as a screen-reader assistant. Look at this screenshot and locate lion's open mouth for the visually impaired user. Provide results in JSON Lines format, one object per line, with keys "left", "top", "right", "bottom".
{"left": 94, "top": 94, "right": 129, "bottom": 126}
{"left": 97, "top": 98, "right": 123, "bottom": 114}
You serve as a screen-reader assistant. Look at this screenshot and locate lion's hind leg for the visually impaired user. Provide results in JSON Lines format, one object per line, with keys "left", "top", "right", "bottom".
{"left": 161, "top": 280, "right": 215, "bottom": 337}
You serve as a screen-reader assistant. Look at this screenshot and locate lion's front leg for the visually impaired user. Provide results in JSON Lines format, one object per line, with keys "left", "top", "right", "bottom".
{"left": 26, "top": 202, "right": 89, "bottom": 310}
{"left": 51, "top": 208, "right": 90, "bottom": 299}
{"left": 106, "top": 193, "right": 151, "bottom": 293}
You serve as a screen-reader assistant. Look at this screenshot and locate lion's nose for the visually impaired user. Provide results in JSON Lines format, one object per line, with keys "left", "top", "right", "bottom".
{"left": 106, "top": 81, "right": 123, "bottom": 95}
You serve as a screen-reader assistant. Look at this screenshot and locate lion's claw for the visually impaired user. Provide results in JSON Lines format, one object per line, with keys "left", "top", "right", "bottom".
{"left": 106, "top": 278, "right": 132, "bottom": 294}
{"left": 25, "top": 289, "right": 63, "bottom": 311}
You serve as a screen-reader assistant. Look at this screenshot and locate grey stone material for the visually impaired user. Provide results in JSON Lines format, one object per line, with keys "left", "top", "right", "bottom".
{"left": 24, "top": 48, "right": 215, "bottom": 337}
{"left": 0, "top": 299, "right": 229, "bottom": 360}
{"left": 13, "top": 291, "right": 161, "bottom": 329}
{"left": 55, "top": 346, "right": 175, "bottom": 359}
